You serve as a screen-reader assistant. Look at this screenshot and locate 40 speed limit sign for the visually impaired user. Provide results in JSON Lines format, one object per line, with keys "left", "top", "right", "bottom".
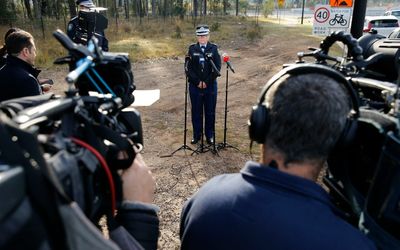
{"left": 313, "top": 4, "right": 351, "bottom": 36}
{"left": 314, "top": 6, "right": 330, "bottom": 23}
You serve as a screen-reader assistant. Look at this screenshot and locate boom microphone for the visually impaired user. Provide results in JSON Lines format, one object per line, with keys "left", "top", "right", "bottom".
{"left": 222, "top": 53, "right": 235, "bottom": 73}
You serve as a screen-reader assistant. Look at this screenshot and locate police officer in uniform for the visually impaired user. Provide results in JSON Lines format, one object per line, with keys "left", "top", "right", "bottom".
{"left": 67, "top": 0, "right": 109, "bottom": 51}
{"left": 187, "top": 25, "right": 221, "bottom": 145}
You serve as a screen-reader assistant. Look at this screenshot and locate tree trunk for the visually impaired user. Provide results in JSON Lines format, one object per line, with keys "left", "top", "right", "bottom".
{"left": 32, "top": 0, "right": 41, "bottom": 19}
{"left": 124, "top": 0, "right": 129, "bottom": 19}
{"left": 54, "top": 0, "right": 61, "bottom": 19}
{"left": 178, "top": 0, "right": 183, "bottom": 19}
{"left": 193, "top": 0, "right": 197, "bottom": 17}
{"left": 163, "top": 0, "right": 166, "bottom": 19}
{"left": 203, "top": 0, "right": 206, "bottom": 16}
{"left": 24, "top": 0, "right": 33, "bottom": 20}
{"left": 135, "top": 0, "right": 140, "bottom": 16}
{"left": 151, "top": 0, "right": 155, "bottom": 16}
{"left": 144, "top": 0, "right": 148, "bottom": 16}
{"left": 223, "top": 0, "right": 227, "bottom": 15}
{"left": 235, "top": 0, "right": 238, "bottom": 16}
{"left": 67, "top": 0, "right": 76, "bottom": 17}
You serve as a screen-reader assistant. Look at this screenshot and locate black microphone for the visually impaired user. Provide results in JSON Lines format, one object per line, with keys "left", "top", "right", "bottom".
{"left": 199, "top": 55, "right": 205, "bottom": 70}
{"left": 222, "top": 53, "right": 235, "bottom": 73}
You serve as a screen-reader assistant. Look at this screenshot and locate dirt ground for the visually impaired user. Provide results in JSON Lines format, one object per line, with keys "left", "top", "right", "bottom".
{"left": 41, "top": 23, "right": 320, "bottom": 249}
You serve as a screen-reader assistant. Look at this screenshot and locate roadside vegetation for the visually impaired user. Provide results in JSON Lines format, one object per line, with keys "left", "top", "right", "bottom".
{"left": 0, "top": 15, "right": 316, "bottom": 67}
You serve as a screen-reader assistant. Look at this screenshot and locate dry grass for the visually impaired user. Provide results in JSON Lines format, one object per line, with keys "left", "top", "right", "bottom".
{"left": 0, "top": 16, "right": 274, "bottom": 66}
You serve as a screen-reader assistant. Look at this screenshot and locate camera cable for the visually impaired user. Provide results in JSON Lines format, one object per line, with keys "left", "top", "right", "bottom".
{"left": 71, "top": 137, "right": 117, "bottom": 215}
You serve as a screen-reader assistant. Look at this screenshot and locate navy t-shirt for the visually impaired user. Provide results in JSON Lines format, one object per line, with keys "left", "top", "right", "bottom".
{"left": 180, "top": 161, "right": 376, "bottom": 250}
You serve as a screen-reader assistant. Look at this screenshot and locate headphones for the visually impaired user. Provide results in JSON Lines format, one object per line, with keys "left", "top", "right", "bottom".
{"left": 248, "top": 63, "right": 359, "bottom": 149}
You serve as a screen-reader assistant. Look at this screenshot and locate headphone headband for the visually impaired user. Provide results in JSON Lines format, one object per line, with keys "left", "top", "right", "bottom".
{"left": 249, "top": 63, "right": 359, "bottom": 144}
{"left": 257, "top": 64, "right": 360, "bottom": 118}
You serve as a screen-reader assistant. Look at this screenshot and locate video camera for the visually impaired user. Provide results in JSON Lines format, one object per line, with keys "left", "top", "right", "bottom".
{"left": 293, "top": 31, "right": 400, "bottom": 249}
{"left": 72, "top": 9, "right": 108, "bottom": 50}
{"left": 0, "top": 30, "right": 142, "bottom": 249}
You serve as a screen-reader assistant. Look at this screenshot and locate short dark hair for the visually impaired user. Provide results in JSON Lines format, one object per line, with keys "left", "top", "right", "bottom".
{"left": 265, "top": 73, "right": 350, "bottom": 165}
{"left": 0, "top": 27, "right": 20, "bottom": 58}
{"left": 5, "top": 30, "right": 34, "bottom": 55}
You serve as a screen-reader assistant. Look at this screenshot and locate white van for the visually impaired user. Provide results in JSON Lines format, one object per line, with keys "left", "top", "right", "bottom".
{"left": 363, "top": 16, "right": 399, "bottom": 37}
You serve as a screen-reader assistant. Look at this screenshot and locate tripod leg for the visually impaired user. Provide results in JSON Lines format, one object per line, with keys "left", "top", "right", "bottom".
{"left": 216, "top": 67, "right": 239, "bottom": 152}
{"left": 163, "top": 76, "right": 197, "bottom": 157}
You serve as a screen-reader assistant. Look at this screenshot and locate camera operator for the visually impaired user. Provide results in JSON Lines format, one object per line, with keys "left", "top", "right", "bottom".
{"left": 0, "top": 124, "right": 159, "bottom": 250}
{"left": 186, "top": 24, "right": 221, "bottom": 145}
{"left": 115, "top": 152, "right": 160, "bottom": 250}
{"left": 180, "top": 70, "right": 376, "bottom": 249}
{"left": 0, "top": 30, "right": 52, "bottom": 102}
{"left": 67, "top": 0, "right": 109, "bottom": 52}
{"left": 0, "top": 27, "right": 20, "bottom": 68}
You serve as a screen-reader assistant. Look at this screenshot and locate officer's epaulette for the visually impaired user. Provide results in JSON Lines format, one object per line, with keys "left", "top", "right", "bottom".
{"left": 208, "top": 42, "right": 218, "bottom": 47}
{"left": 70, "top": 16, "right": 78, "bottom": 21}
{"left": 189, "top": 43, "right": 197, "bottom": 48}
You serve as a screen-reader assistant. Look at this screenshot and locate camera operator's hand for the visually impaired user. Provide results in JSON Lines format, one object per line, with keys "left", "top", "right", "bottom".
{"left": 121, "top": 153, "right": 156, "bottom": 203}
{"left": 40, "top": 83, "right": 53, "bottom": 93}
{"left": 39, "top": 78, "right": 54, "bottom": 93}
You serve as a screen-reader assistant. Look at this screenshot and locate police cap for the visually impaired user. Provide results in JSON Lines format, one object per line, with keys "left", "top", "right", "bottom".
{"left": 76, "top": 0, "right": 95, "bottom": 8}
{"left": 196, "top": 25, "right": 210, "bottom": 36}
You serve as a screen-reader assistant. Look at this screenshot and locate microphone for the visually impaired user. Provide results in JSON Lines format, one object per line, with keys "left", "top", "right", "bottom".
{"left": 222, "top": 53, "right": 235, "bottom": 73}
{"left": 199, "top": 55, "right": 205, "bottom": 70}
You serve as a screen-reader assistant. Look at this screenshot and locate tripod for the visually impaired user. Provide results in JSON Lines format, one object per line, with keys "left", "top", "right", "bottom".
{"left": 217, "top": 64, "right": 239, "bottom": 151}
{"left": 161, "top": 74, "right": 195, "bottom": 157}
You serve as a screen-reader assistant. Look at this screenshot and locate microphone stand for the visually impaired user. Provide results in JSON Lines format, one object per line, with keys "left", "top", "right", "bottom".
{"left": 217, "top": 63, "right": 239, "bottom": 151}
{"left": 161, "top": 62, "right": 195, "bottom": 157}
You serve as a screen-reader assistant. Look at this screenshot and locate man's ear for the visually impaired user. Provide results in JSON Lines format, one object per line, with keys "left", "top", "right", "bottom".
{"left": 20, "top": 47, "right": 30, "bottom": 57}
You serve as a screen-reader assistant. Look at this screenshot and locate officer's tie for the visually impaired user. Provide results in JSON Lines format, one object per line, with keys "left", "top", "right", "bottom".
{"left": 201, "top": 46, "right": 205, "bottom": 53}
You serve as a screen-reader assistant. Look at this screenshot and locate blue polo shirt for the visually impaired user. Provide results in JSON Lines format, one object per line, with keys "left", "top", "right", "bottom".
{"left": 180, "top": 161, "right": 376, "bottom": 250}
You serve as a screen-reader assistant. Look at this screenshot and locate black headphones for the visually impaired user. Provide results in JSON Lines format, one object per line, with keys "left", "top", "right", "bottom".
{"left": 248, "top": 63, "right": 359, "bottom": 149}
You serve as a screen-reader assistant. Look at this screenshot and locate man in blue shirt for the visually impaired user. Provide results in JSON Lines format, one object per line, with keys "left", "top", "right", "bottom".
{"left": 180, "top": 67, "right": 376, "bottom": 249}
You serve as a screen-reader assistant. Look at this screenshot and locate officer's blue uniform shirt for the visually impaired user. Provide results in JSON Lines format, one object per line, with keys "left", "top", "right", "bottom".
{"left": 180, "top": 161, "right": 377, "bottom": 250}
{"left": 187, "top": 42, "right": 220, "bottom": 86}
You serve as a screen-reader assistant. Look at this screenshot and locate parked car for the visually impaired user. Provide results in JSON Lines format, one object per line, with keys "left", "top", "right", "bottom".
{"left": 363, "top": 15, "right": 399, "bottom": 37}
{"left": 388, "top": 27, "right": 400, "bottom": 38}
{"left": 384, "top": 9, "right": 400, "bottom": 20}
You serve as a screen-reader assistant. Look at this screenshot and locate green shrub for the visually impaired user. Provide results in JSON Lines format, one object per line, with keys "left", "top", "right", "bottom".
{"left": 172, "top": 25, "right": 182, "bottom": 39}
{"left": 211, "top": 22, "right": 220, "bottom": 32}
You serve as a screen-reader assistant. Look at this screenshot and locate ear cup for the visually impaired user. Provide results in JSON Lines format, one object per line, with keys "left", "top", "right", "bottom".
{"left": 335, "top": 115, "right": 358, "bottom": 150}
{"left": 248, "top": 63, "right": 359, "bottom": 149}
{"left": 248, "top": 104, "right": 269, "bottom": 144}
